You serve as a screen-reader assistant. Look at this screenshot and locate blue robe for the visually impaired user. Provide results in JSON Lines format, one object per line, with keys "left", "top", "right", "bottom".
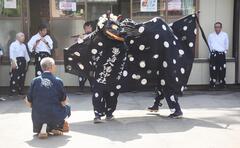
{"left": 27, "top": 72, "right": 71, "bottom": 133}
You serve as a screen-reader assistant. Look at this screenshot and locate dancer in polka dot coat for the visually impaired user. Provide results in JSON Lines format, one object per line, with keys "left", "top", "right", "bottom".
{"left": 64, "top": 13, "right": 198, "bottom": 122}
{"left": 120, "top": 14, "right": 197, "bottom": 118}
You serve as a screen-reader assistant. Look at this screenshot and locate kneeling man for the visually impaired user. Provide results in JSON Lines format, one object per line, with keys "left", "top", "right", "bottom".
{"left": 25, "top": 57, "right": 71, "bottom": 139}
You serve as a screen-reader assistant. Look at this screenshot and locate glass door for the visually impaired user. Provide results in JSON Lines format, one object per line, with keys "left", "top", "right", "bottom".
{"left": 0, "top": 0, "right": 24, "bottom": 62}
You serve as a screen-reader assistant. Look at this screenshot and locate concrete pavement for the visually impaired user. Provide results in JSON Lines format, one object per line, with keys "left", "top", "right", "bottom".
{"left": 0, "top": 90, "right": 240, "bottom": 148}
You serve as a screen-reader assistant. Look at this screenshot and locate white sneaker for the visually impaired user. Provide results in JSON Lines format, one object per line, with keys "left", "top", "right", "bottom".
{"left": 38, "top": 123, "right": 48, "bottom": 139}
{"left": 0, "top": 97, "right": 5, "bottom": 101}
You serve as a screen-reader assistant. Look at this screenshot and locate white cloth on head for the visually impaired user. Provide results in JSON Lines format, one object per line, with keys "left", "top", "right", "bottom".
{"left": 208, "top": 31, "right": 229, "bottom": 53}
{"left": 9, "top": 40, "right": 30, "bottom": 62}
{"left": 28, "top": 33, "right": 53, "bottom": 54}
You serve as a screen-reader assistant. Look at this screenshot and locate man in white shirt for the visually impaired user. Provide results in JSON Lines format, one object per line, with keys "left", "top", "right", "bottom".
{"left": 208, "top": 22, "right": 229, "bottom": 88}
{"left": 9, "top": 32, "right": 30, "bottom": 95}
{"left": 28, "top": 24, "right": 53, "bottom": 77}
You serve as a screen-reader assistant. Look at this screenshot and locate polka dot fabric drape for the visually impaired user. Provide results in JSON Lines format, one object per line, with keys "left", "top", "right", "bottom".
{"left": 120, "top": 14, "right": 196, "bottom": 93}
{"left": 64, "top": 14, "right": 197, "bottom": 93}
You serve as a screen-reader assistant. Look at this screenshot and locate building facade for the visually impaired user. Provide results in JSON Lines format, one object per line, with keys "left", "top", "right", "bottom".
{"left": 0, "top": 0, "right": 239, "bottom": 87}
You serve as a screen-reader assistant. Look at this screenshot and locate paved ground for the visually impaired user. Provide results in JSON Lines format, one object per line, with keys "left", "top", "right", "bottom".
{"left": 0, "top": 90, "right": 240, "bottom": 148}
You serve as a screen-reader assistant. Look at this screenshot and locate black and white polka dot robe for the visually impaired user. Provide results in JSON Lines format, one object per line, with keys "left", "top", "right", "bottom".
{"left": 64, "top": 14, "right": 197, "bottom": 115}
{"left": 64, "top": 30, "right": 127, "bottom": 117}
{"left": 120, "top": 14, "right": 196, "bottom": 92}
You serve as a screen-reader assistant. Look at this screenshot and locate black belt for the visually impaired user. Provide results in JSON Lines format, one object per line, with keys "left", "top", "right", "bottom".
{"left": 212, "top": 50, "right": 225, "bottom": 54}
{"left": 36, "top": 51, "right": 50, "bottom": 54}
{"left": 16, "top": 57, "right": 26, "bottom": 60}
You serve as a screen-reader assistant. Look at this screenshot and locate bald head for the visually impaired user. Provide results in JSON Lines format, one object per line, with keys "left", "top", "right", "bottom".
{"left": 16, "top": 32, "right": 25, "bottom": 43}
{"left": 40, "top": 57, "right": 56, "bottom": 72}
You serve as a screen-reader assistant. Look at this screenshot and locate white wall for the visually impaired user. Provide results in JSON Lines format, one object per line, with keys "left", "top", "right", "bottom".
{"left": 188, "top": 61, "right": 235, "bottom": 85}
{"left": 186, "top": 0, "right": 235, "bottom": 85}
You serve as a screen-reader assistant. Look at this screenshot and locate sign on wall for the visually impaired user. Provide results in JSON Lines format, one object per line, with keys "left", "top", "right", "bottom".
{"left": 168, "top": 0, "right": 182, "bottom": 11}
{"left": 140, "top": 0, "right": 158, "bottom": 12}
{"left": 59, "top": 1, "right": 77, "bottom": 11}
{"left": 4, "top": 0, "right": 17, "bottom": 9}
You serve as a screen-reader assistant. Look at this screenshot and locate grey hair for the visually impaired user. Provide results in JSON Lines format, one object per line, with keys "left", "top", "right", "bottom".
{"left": 16, "top": 32, "right": 24, "bottom": 39}
{"left": 40, "top": 57, "right": 55, "bottom": 71}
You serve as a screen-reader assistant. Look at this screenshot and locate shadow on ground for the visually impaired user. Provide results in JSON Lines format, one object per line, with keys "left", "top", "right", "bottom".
{"left": 70, "top": 114, "right": 226, "bottom": 142}
{"left": 1, "top": 91, "right": 240, "bottom": 114}
{"left": 26, "top": 135, "right": 72, "bottom": 148}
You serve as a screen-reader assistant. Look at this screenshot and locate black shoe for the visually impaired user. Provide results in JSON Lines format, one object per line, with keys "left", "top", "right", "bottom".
{"left": 9, "top": 91, "right": 17, "bottom": 96}
{"left": 105, "top": 115, "right": 115, "bottom": 121}
{"left": 147, "top": 103, "right": 163, "bottom": 112}
{"left": 218, "top": 84, "right": 226, "bottom": 89}
{"left": 18, "top": 91, "right": 25, "bottom": 95}
{"left": 93, "top": 116, "right": 104, "bottom": 124}
{"left": 168, "top": 111, "right": 183, "bottom": 119}
{"left": 0, "top": 97, "right": 6, "bottom": 101}
{"left": 209, "top": 84, "right": 216, "bottom": 90}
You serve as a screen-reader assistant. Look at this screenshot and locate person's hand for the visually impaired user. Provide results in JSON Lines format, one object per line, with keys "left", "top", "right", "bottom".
{"left": 42, "top": 38, "right": 51, "bottom": 48}
{"left": 33, "top": 39, "right": 41, "bottom": 50}
{"left": 35, "top": 39, "right": 41, "bottom": 45}
{"left": 24, "top": 97, "right": 32, "bottom": 108}
{"left": 11, "top": 62, "right": 17, "bottom": 70}
{"left": 61, "top": 96, "right": 69, "bottom": 107}
{"left": 25, "top": 62, "right": 29, "bottom": 71}
{"left": 41, "top": 38, "right": 48, "bottom": 44}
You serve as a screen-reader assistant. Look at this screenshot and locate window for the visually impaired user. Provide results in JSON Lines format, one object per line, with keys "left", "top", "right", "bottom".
{"left": 51, "top": 0, "right": 85, "bottom": 18}
{"left": 50, "top": 0, "right": 86, "bottom": 61}
{"left": 49, "top": 0, "right": 198, "bottom": 61}
{"left": 167, "top": 0, "right": 196, "bottom": 23}
{"left": 132, "top": 0, "right": 164, "bottom": 22}
{"left": 0, "top": 0, "right": 22, "bottom": 62}
{"left": 0, "top": 0, "right": 21, "bottom": 17}
{"left": 87, "top": 0, "right": 118, "bottom": 21}
{"left": 132, "top": 0, "right": 197, "bottom": 23}
{"left": 0, "top": 19, "right": 22, "bottom": 62}
{"left": 131, "top": 0, "right": 198, "bottom": 57}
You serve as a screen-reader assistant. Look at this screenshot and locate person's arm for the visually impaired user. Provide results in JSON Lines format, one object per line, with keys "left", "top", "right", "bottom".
{"left": 224, "top": 33, "right": 229, "bottom": 53}
{"left": 24, "top": 46, "right": 30, "bottom": 71}
{"left": 27, "top": 37, "right": 34, "bottom": 53}
{"left": 61, "top": 96, "right": 69, "bottom": 107}
{"left": 28, "top": 36, "right": 41, "bottom": 53}
{"left": 24, "top": 97, "right": 32, "bottom": 108}
{"left": 42, "top": 35, "right": 53, "bottom": 50}
{"left": 58, "top": 79, "right": 69, "bottom": 106}
{"left": 24, "top": 80, "right": 35, "bottom": 108}
{"left": 24, "top": 45, "right": 30, "bottom": 63}
{"left": 0, "top": 49, "right": 3, "bottom": 56}
{"left": 9, "top": 44, "right": 17, "bottom": 70}
{"left": 0, "top": 49, "right": 3, "bottom": 64}
{"left": 207, "top": 34, "right": 213, "bottom": 51}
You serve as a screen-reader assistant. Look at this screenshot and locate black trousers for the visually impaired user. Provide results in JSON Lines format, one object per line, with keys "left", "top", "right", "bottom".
{"left": 35, "top": 52, "right": 51, "bottom": 77}
{"left": 92, "top": 87, "right": 119, "bottom": 117}
{"left": 78, "top": 76, "right": 87, "bottom": 91}
{"left": 152, "top": 88, "right": 182, "bottom": 113}
{"left": 209, "top": 51, "right": 226, "bottom": 87}
{"left": 33, "top": 105, "right": 71, "bottom": 133}
{"left": 10, "top": 57, "right": 27, "bottom": 94}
